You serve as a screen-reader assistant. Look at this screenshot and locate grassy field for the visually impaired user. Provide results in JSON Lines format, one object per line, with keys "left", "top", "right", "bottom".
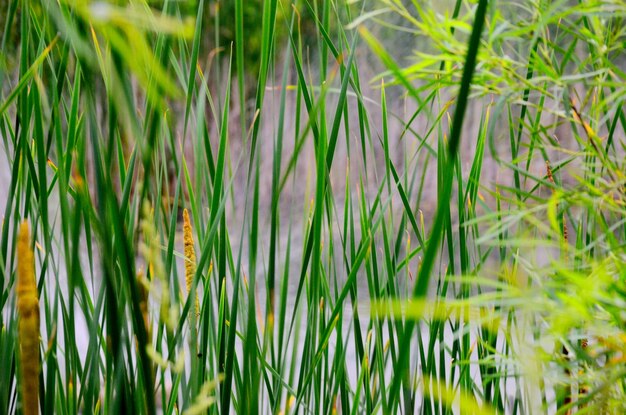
{"left": 1, "top": 0, "right": 625, "bottom": 414}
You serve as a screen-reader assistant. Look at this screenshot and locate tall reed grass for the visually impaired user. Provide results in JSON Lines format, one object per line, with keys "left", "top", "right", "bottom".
{"left": 1, "top": 0, "right": 625, "bottom": 413}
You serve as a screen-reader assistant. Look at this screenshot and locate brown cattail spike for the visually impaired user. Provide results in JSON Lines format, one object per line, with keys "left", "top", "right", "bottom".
{"left": 546, "top": 161, "right": 555, "bottom": 185}
{"left": 16, "top": 221, "right": 40, "bottom": 415}
{"left": 183, "top": 209, "right": 199, "bottom": 318}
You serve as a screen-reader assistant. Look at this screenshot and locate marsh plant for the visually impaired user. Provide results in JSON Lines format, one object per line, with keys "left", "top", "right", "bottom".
{"left": 1, "top": 0, "right": 625, "bottom": 414}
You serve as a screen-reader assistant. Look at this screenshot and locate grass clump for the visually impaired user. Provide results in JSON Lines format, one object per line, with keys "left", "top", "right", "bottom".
{"left": 1, "top": 0, "right": 625, "bottom": 414}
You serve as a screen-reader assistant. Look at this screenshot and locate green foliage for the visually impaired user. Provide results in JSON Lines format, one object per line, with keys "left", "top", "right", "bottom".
{"left": 212, "top": 0, "right": 265, "bottom": 77}
{"left": 1, "top": 0, "right": 625, "bottom": 414}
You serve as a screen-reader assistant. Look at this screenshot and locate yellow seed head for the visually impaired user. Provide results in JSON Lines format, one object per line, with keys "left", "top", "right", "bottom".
{"left": 183, "top": 209, "right": 199, "bottom": 318}
{"left": 16, "top": 221, "right": 40, "bottom": 415}
{"left": 137, "top": 271, "right": 151, "bottom": 340}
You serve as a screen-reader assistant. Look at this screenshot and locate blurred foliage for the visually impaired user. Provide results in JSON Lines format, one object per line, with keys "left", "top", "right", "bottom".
{"left": 209, "top": 0, "right": 266, "bottom": 78}
{"left": 202, "top": 0, "right": 331, "bottom": 96}
{"left": 0, "top": 0, "right": 20, "bottom": 70}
